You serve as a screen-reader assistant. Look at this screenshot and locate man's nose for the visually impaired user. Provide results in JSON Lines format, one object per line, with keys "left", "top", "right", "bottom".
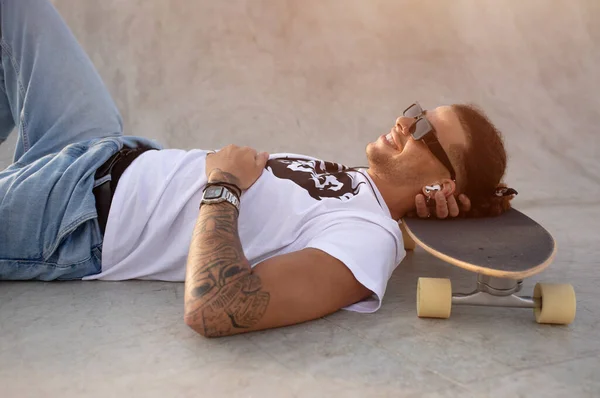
{"left": 395, "top": 116, "right": 415, "bottom": 136}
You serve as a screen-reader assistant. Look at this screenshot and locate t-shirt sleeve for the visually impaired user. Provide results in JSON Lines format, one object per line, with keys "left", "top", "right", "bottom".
{"left": 305, "top": 220, "right": 405, "bottom": 313}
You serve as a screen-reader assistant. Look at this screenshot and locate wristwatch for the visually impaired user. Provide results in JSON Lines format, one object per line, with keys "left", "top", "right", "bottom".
{"left": 200, "top": 185, "right": 240, "bottom": 212}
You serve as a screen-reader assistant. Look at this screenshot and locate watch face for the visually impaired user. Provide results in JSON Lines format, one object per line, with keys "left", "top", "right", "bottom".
{"left": 204, "top": 185, "right": 223, "bottom": 199}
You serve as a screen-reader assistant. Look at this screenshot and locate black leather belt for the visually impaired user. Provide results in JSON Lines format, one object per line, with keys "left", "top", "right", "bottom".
{"left": 93, "top": 144, "right": 155, "bottom": 235}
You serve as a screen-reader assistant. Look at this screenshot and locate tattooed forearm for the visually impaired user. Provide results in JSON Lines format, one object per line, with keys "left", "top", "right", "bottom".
{"left": 184, "top": 200, "right": 270, "bottom": 337}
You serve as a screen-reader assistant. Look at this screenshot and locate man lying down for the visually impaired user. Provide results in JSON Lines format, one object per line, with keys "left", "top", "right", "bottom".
{"left": 0, "top": 0, "right": 515, "bottom": 337}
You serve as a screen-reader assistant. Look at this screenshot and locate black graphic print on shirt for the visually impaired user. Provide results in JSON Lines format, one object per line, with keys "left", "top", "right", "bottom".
{"left": 266, "top": 157, "right": 365, "bottom": 201}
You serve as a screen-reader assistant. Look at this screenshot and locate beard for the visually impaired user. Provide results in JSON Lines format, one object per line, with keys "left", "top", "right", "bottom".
{"left": 366, "top": 142, "right": 424, "bottom": 188}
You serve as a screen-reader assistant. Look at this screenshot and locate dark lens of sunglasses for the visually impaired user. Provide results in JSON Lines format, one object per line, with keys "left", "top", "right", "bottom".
{"left": 403, "top": 103, "right": 422, "bottom": 118}
{"left": 411, "top": 118, "right": 431, "bottom": 140}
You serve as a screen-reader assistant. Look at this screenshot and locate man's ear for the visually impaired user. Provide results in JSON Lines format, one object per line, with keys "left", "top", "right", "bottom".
{"left": 422, "top": 179, "right": 456, "bottom": 198}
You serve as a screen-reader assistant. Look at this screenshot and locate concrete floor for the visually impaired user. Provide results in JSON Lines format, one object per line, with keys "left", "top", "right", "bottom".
{"left": 1, "top": 0, "right": 600, "bottom": 396}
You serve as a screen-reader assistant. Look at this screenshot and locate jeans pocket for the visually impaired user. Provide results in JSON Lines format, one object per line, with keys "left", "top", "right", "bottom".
{"left": 91, "top": 243, "right": 103, "bottom": 274}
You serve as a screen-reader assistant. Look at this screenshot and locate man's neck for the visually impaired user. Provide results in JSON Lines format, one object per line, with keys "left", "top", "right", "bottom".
{"left": 366, "top": 169, "right": 417, "bottom": 221}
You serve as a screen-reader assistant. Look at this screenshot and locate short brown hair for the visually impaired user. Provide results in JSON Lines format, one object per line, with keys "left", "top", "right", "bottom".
{"left": 452, "top": 104, "right": 514, "bottom": 217}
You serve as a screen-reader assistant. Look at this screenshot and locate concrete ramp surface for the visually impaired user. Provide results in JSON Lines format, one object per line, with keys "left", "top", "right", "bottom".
{"left": 1, "top": 0, "right": 599, "bottom": 396}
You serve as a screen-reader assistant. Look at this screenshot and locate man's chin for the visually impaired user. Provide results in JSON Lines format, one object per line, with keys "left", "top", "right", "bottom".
{"left": 365, "top": 142, "right": 378, "bottom": 162}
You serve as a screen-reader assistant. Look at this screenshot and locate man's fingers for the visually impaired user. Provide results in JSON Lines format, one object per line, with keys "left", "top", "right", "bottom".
{"left": 415, "top": 194, "right": 429, "bottom": 218}
{"left": 458, "top": 194, "right": 471, "bottom": 213}
{"left": 447, "top": 195, "right": 460, "bottom": 217}
{"left": 435, "top": 191, "right": 449, "bottom": 219}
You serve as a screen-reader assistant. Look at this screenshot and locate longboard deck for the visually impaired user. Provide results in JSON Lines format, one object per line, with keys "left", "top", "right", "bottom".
{"left": 401, "top": 208, "right": 556, "bottom": 279}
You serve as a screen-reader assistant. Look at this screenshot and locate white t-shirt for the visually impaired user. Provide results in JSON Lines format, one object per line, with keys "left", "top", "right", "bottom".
{"left": 84, "top": 149, "right": 405, "bottom": 313}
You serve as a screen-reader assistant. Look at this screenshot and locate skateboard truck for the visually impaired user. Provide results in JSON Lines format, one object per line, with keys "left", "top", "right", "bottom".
{"left": 452, "top": 275, "right": 535, "bottom": 309}
{"left": 416, "top": 275, "right": 576, "bottom": 325}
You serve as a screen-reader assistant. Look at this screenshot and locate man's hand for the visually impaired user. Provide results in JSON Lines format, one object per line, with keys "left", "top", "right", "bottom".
{"left": 411, "top": 192, "right": 471, "bottom": 219}
{"left": 206, "top": 145, "right": 269, "bottom": 190}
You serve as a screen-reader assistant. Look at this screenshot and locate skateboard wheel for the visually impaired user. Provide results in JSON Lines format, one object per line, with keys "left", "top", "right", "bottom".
{"left": 416, "top": 277, "right": 452, "bottom": 319}
{"left": 533, "top": 283, "right": 576, "bottom": 325}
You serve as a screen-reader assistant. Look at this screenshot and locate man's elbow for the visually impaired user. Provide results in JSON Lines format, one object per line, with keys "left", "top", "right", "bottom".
{"left": 184, "top": 315, "right": 209, "bottom": 338}
{"left": 184, "top": 311, "right": 234, "bottom": 338}
{"left": 183, "top": 306, "right": 213, "bottom": 338}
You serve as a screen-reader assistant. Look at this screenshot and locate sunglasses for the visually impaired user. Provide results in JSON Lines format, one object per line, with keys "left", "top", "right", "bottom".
{"left": 402, "top": 102, "right": 456, "bottom": 181}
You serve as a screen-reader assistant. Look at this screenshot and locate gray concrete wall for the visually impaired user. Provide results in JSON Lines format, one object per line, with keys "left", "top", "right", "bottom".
{"left": 3, "top": 0, "right": 598, "bottom": 205}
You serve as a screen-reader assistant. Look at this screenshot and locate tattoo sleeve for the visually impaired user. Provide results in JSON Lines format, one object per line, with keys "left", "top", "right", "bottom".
{"left": 184, "top": 171, "right": 270, "bottom": 337}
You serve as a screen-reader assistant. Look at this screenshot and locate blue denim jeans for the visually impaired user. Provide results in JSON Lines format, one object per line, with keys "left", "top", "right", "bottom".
{"left": 0, "top": 0, "right": 161, "bottom": 280}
